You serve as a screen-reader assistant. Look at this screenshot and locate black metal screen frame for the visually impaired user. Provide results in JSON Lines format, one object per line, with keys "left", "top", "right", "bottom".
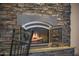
{"left": 9, "top": 27, "right": 33, "bottom": 56}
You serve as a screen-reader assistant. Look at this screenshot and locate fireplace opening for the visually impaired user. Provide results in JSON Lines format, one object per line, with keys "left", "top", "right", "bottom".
{"left": 25, "top": 27, "right": 50, "bottom": 48}
{"left": 27, "top": 27, "right": 49, "bottom": 45}
{"left": 22, "top": 21, "right": 53, "bottom": 48}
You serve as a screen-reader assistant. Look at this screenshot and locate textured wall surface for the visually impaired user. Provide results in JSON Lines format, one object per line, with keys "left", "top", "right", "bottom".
{"left": 0, "top": 3, "right": 71, "bottom": 55}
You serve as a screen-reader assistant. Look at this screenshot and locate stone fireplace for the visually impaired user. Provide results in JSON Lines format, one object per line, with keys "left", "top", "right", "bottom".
{"left": 16, "top": 4, "right": 72, "bottom": 56}
{"left": 17, "top": 14, "right": 57, "bottom": 47}
{"left": 0, "top": 3, "right": 73, "bottom": 56}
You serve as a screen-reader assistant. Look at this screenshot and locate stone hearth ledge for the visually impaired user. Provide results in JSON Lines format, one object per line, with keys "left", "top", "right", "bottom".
{"left": 29, "top": 46, "right": 75, "bottom": 53}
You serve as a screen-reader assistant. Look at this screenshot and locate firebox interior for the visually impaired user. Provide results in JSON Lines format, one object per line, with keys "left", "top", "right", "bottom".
{"left": 26, "top": 27, "right": 49, "bottom": 47}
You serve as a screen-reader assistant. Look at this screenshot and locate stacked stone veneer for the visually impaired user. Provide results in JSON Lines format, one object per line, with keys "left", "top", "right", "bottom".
{"left": 0, "top": 3, "right": 71, "bottom": 55}
{"left": 57, "top": 4, "right": 71, "bottom": 46}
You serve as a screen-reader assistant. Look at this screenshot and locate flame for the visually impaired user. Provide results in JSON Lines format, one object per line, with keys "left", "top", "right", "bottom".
{"left": 32, "top": 33, "right": 42, "bottom": 42}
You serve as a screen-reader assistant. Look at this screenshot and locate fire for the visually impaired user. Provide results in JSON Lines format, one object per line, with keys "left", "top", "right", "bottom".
{"left": 32, "top": 33, "right": 42, "bottom": 42}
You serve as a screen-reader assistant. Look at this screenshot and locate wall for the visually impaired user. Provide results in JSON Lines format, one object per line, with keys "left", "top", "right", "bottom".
{"left": 0, "top": 3, "right": 71, "bottom": 55}
{"left": 71, "top": 3, "right": 79, "bottom": 55}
